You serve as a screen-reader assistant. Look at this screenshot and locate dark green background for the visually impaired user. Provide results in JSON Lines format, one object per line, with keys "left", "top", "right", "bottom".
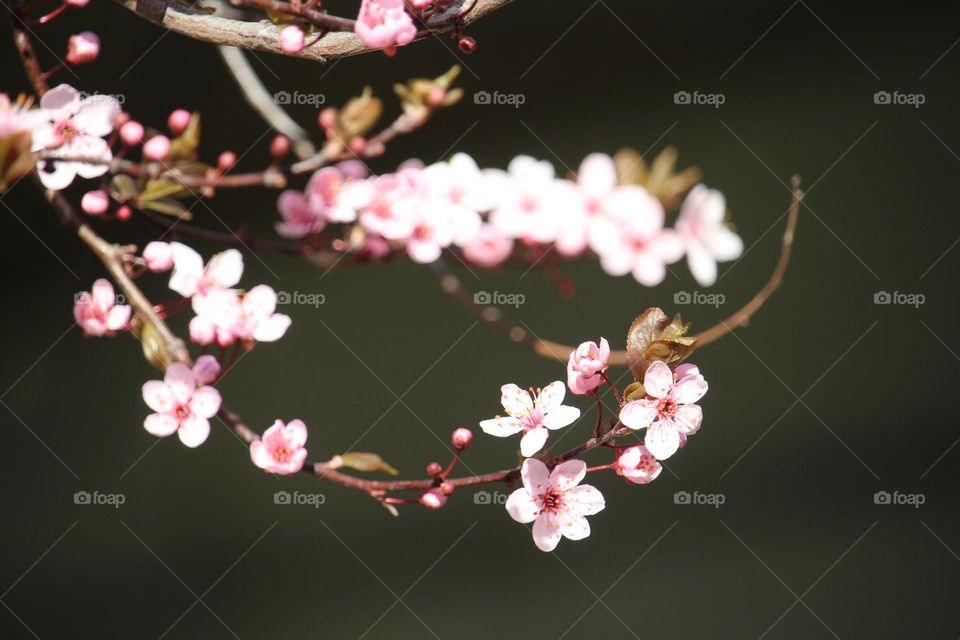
{"left": 2, "top": 1, "right": 958, "bottom": 637}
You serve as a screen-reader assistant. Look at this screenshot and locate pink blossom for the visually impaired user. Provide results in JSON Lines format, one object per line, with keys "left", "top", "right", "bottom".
{"left": 142, "top": 363, "right": 222, "bottom": 448}
{"left": 143, "top": 135, "right": 171, "bottom": 162}
{"left": 167, "top": 109, "right": 191, "bottom": 135}
{"left": 191, "top": 354, "right": 221, "bottom": 385}
{"left": 615, "top": 445, "right": 662, "bottom": 484}
{"left": 462, "top": 224, "right": 513, "bottom": 268}
{"left": 451, "top": 427, "right": 473, "bottom": 450}
{"left": 31, "top": 84, "right": 119, "bottom": 190}
{"left": 279, "top": 25, "right": 305, "bottom": 54}
{"left": 421, "top": 153, "right": 490, "bottom": 243}
{"left": 168, "top": 243, "right": 243, "bottom": 300}
{"left": 506, "top": 458, "right": 605, "bottom": 552}
{"left": 66, "top": 0, "right": 90, "bottom": 7}
{"left": 487, "top": 156, "right": 564, "bottom": 244}
{"left": 250, "top": 419, "right": 308, "bottom": 474}
{"left": 619, "top": 361, "right": 707, "bottom": 460}
{"left": 142, "top": 241, "right": 174, "bottom": 272}
{"left": 275, "top": 189, "right": 326, "bottom": 238}
{"left": 566, "top": 338, "right": 610, "bottom": 395}
{"left": 306, "top": 167, "right": 363, "bottom": 223}
{"left": 355, "top": 0, "right": 417, "bottom": 50}
{"left": 588, "top": 186, "right": 684, "bottom": 286}
{"left": 80, "top": 189, "right": 109, "bottom": 215}
{"left": 0, "top": 94, "right": 47, "bottom": 136}
{"left": 675, "top": 184, "right": 743, "bottom": 286}
{"left": 73, "top": 278, "right": 131, "bottom": 336}
{"left": 394, "top": 197, "right": 454, "bottom": 263}
{"left": 355, "top": 168, "right": 424, "bottom": 240}
{"left": 420, "top": 489, "right": 447, "bottom": 509}
{"left": 65, "top": 32, "right": 99, "bottom": 65}
{"left": 192, "top": 285, "right": 292, "bottom": 346}
{"left": 480, "top": 381, "right": 580, "bottom": 457}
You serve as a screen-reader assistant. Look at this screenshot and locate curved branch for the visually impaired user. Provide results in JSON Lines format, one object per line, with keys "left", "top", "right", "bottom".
{"left": 111, "top": 0, "right": 514, "bottom": 63}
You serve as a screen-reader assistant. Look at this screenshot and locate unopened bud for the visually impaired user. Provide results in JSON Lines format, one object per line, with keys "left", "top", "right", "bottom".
{"left": 419, "top": 489, "right": 447, "bottom": 509}
{"left": 451, "top": 427, "right": 473, "bottom": 451}
{"left": 426, "top": 462, "right": 443, "bottom": 477}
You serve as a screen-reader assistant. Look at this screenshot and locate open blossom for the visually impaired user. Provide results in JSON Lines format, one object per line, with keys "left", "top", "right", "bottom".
{"left": 421, "top": 153, "right": 488, "bottom": 245}
{"left": 675, "top": 184, "right": 743, "bottom": 286}
{"left": 142, "top": 363, "right": 222, "bottom": 448}
{"left": 615, "top": 445, "right": 662, "bottom": 485}
{"left": 487, "top": 156, "right": 564, "bottom": 243}
{"left": 305, "top": 167, "right": 363, "bottom": 223}
{"left": 394, "top": 197, "right": 454, "bottom": 263}
{"left": 355, "top": 0, "right": 417, "bottom": 49}
{"left": 275, "top": 189, "right": 326, "bottom": 239}
{"left": 168, "top": 243, "right": 243, "bottom": 300}
{"left": 480, "top": 381, "right": 580, "bottom": 457}
{"left": 191, "top": 285, "right": 291, "bottom": 346}
{"left": 506, "top": 458, "right": 605, "bottom": 552}
{"left": 73, "top": 279, "right": 130, "bottom": 336}
{"left": 588, "top": 186, "right": 684, "bottom": 286}
{"left": 462, "top": 224, "right": 513, "bottom": 268}
{"left": 566, "top": 338, "right": 610, "bottom": 395}
{"left": 250, "top": 419, "right": 308, "bottom": 474}
{"left": 619, "top": 361, "right": 707, "bottom": 460}
{"left": 31, "top": 84, "right": 119, "bottom": 190}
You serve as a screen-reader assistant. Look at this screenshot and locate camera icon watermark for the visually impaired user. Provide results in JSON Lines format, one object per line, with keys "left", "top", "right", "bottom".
{"left": 673, "top": 90, "right": 725, "bottom": 108}
{"left": 74, "top": 291, "right": 126, "bottom": 305}
{"left": 473, "top": 290, "right": 525, "bottom": 308}
{"left": 873, "top": 90, "right": 925, "bottom": 108}
{"left": 873, "top": 290, "right": 925, "bottom": 308}
{"left": 273, "top": 91, "right": 326, "bottom": 106}
{"left": 73, "top": 490, "right": 126, "bottom": 509}
{"left": 473, "top": 90, "right": 526, "bottom": 108}
{"left": 473, "top": 490, "right": 508, "bottom": 505}
{"left": 873, "top": 490, "right": 925, "bottom": 508}
{"left": 79, "top": 91, "right": 126, "bottom": 105}
{"left": 274, "top": 490, "right": 326, "bottom": 508}
{"left": 276, "top": 290, "right": 326, "bottom": 308}
{"left": 674, "top": 290, "right": 725, "bottom": 308}
{"left": 673, "top": 490, "right": 725, "bottom": 508}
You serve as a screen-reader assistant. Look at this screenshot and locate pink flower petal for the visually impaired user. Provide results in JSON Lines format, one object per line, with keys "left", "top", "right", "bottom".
{"left": 542, "top": 405, "right": 580, "bottom": 430}
{"left": 565, "top": 485, "right": 606, "bottom": 515}
{"left": 537, "top": 381, "right": 566, "bottom": 412}
{"left": 177, "top": 416, "right": 210, "bottom": 448}
{"left": 532, "top": 512, "right": 562, "bottom": 552}
{"left": 550, "top": 459, "right": 586, "bottom": 491}
{"left": 479, "top": 416, "right": 524, "bottom": 437}
{"left": 673, "top": 375, "right": 708, "bottom": 404}
{"left": 505, "top": 488, "right": 539, "bottom": 524}
{"left": 163, "top": 363, "right": 195, "bottom": 404}
{"left": 558, "top": 511, "right": 591, "bottom": 541}
{"left": 189, "top": 386, "right": 222, "bottom": 419}
{"left": 500, "top": 383, "right": 533, "bottom": 417}
{"left": 619, "top": 399, "right": 658, "bottom": 430}
{"left": 520, "top": 458, "right": 550, "bottom": 496}
{"left": 674, "top": 403, "right": 703, "bottom": 435}
{"left": 643, "top": 361, "right": 673, "bottom": 399}
{"left": 645, "top": 421, "right": 681, "bottom": 460}
{"left": 144, "top": 412, "right": 179, "bottom": 437}
{"left": 142, "top": 380, "right": 173, "bottom": 413}
{"left": 519, "top": 426, "right": 549, "bottom": 457}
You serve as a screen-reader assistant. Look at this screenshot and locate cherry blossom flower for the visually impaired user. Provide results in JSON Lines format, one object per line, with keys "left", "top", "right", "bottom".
{"left": 355, "top": 168, "right": 424, "bottom": 240}
{"left": 588, "top": 186, "right": 684, "bottom": 286}
{"left": 394, "top": 197, "right": 454, "bottom": 263}
{"left": 487, "top": 156, "right": 564, "bottom": 244}
{"left": 142, "top": 363, "right": 222, "bottom": 447}
{"left": 619, "top": 361, "right": 707, "bottom": 460}
{"left": 275, "top": 189, "right": 326, "bottom": 238}
{"left": 462, "top": 223, "right": 514, "bottom": 268}
{"left": 142, "top": 241, "right": 174, "bottom": 272}
{"left": 305, "top": 166, "right": 363, "bottom": 223}
{"left": 615, "top": 445, "right": 662, "bottom": 485}
{"left": 73, "top": 278, "right": 130, "bottom": 336}
{"left": 566, "top": 338, "right": 610, "bottom": 395}
{"left": 168, "top": 243, "right": 243, "bottom": 300}
{"left": 675, "top": 184, "right": 743, "bottom": 286}
{"left": 506, "top": 458, "right": 605, "bottom": 552}
{"left": 480, "top": 381, "right": 580, "bottom": 457}
{"left": 31, "top": 84, "right": 119, "bottom": 190}
{"left": 355, "top": 0, "right": 417, "bottom": 50}
{"left": 421, "top": 153, "right": 489, "bottom": 244}
{"left": 250, "top": 419, "right": 308, "bottom": 474}
{"left": 191, "top": 285, "right": 291, "bottom": 346}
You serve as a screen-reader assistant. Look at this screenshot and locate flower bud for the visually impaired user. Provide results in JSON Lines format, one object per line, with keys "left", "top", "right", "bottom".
{"left": 217, "top": 151, "right": 237, "bottom": 172}
{"left": 67, "top": 0, "right": 90, "bottom": 7}
{"left": 270, "top": 135, "right": 291, "bottom": 159}
{"left": 439, "top": 481, "right": 454, "bottom": 495}
{"left": 451, "top": 427, "right": 473, "bottom": 451}
{"left": 318, "top": 108, "right": 337, "bottom": 131}
{"left": 167, "top": 109, "right": 191, "bottom": 136}
{"left": 116, "top": 205, "right": 132, "bottom": 221}
{"left": 143, "top": 135, "right": 171, "bottom": 162}
{"left": 142, "top": 241, "right": 174, "bottom": 272}
{"left": 119, "top": 120, "right": 144, "bottom": 146}
{"left": 426, "top": 462, "right": 443, "bottom": 476}
{"left": 458, "top": 36, "right": 476, "bottom": 54}
{"left": 425, "top": 87, "right": 447, "bottom": 109}
{"left": 80, "top": 190, "right": 109, "bottom": 215}
{"left": 419, "top": 489, "right": 447, "bottom": 509}
{"left": 66, "top": 32, "right": 99, "bottom": 65}
{"left": 279, "top": 25, "right": 305, "bottom": 54}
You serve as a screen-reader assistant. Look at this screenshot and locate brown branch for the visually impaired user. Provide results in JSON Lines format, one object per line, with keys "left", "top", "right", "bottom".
{"left": 111, "top": 0, "right": 513, "bottom": 63}
{"left": 12, "top": 19, "right": 48, "bottom": 95}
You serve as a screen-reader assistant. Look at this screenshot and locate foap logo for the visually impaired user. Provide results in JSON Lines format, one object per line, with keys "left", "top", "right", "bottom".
{"left": 473, "top": 490, "right": 508, "bottom": 505}
{"left": 674, "top": 490, "right": 725, "bottom": 508}
{"left": 274, "top": 490, "right": 326, "bottom": 508}
{"left": 75, "top": 290, "right": 126, "bottom": 305}
{"left": 874, "top": 490, "right": 925, "bottom": 509}
{"left": 474, "top": 290, "right": 525, "bottom": 308}
{"left": 273, "top": 91, "right": 326, "bottom": 106}
{"left": 277, "top": 291, "right": 326, "bottom": 308}
{"left": 79, "top": 91, "right": 125, "bottom": 105}
{"left": 673, "top": 90, "right": 726, "bottom": 108}
{"left": 473, "top": 90, "right": 526, "bottom": 108}
{"left": 674, "top": 290, "right": 725, "bottom": 308}
{"left": 74, "top": 490, "right": 126, "bottom": 508}
{"left": 873, "top": 290, "right": 925, "bottom": 308}
{"left": 873, "top": 90, "right": 925, "bottom": 108}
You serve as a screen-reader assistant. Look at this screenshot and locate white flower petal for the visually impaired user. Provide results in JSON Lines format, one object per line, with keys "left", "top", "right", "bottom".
{"left": 479, "top": 416, "right": 524, "bottom": 437}
{"left": 532, "top": 512, "right": 562, "bottom": 552}
{"left": 542, "top": 405, "right": 580, "bottom": 430}
{"left": 505, "top": 489, "right": 539, "bottom": 524}
{"left": 500, "top": 383, "right": 533, "bottom": 417}
{"left": 550, "top": 459, "right": 586, "bottom": 491}
{"left": 645, "top": 422, "right": 681, "bottom": 460}
{"left": 520, "top": 458, "right": 550, "bottom": 496}
{"left": 520, "top": 426, "right": 549, "bottom": 457}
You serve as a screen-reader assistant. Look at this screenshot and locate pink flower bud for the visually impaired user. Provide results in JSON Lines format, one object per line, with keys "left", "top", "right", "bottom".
{"left": 439, "top": 481, "right": 454, "bottom": 495}
{"left": 116, "top": 205, "right": 132, "bottom": 221}
{"left": 143, "top": 135, "right": 171, "bottom": 162}
{"left": 451, "top": 427, "right": 473, "bottom": 451}
{"left": 66, "top": 0, "right": 90, "bottom": 7}
{"left": 80, "top": 190, "right": 109, "bottom": 215}
{"left": 66, "top": 31, "right": 99, "bottom": 65}
{"left": 318, "top": 108, "right": 337, "bottom": 131}
{"left": 279, "top": 25, "right": 305, "bottom": 54}
{"left": 425, "top": 87, "right": 447, "bottom": 108}
{"left": 426, "top": 462, "right": 443, "bottom": 476}
{"left": 167, "top": 109, "right": 191, "bottom": 136}
{"left": 119, "top": 120, "right": 144, "bottom": 146}
{"left": 192, "top": 354, "right": 222, "bottom": 385}
{"left": 458, "top": 36, "right": 476, "bottom": 54}
{"left": 419, "top": 489, "right": 447, "bottom": 509}
{"left": 217, "top": 151, "right": 237, "bottom": 172}
{"left": 270, "top": 135, "right": 291, "bottom": 159}
{"left": 348, "top": 137, "right": 367, "bottom": 155}
{"left": 142, "top": 241, "right": 173, "bottom": 272}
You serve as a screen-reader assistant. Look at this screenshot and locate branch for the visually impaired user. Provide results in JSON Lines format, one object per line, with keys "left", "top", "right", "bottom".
{"left": 111, "top": 0, "right": 513, "bottom": 63}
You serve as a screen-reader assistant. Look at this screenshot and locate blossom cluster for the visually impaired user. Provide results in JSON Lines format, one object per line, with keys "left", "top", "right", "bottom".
{"left": 277, "top": 152, "right": 743, "bottom": 286}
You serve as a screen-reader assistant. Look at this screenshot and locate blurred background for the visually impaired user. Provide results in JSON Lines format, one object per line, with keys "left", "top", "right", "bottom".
{"left": 2, "top": 0, "right": 958, "bottom": 637}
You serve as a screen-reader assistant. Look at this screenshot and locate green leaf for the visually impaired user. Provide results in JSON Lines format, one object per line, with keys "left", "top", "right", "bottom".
{"left": 140, "top": 178, "right": 190, "bottom": 202}
{"left": 110, "top": 174, "right": 139, "bottom": 201}
{"left": 339, "top": 452, "right": 398, "bottom": 476}
{"left": 168, "top": 113, "right": 201, "bottom": 162}
{"left": 623, "top": 381, "right": 646, "bottom": 402}
{"left": 141, "top": 198, "right": 193, "bottom": 220}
